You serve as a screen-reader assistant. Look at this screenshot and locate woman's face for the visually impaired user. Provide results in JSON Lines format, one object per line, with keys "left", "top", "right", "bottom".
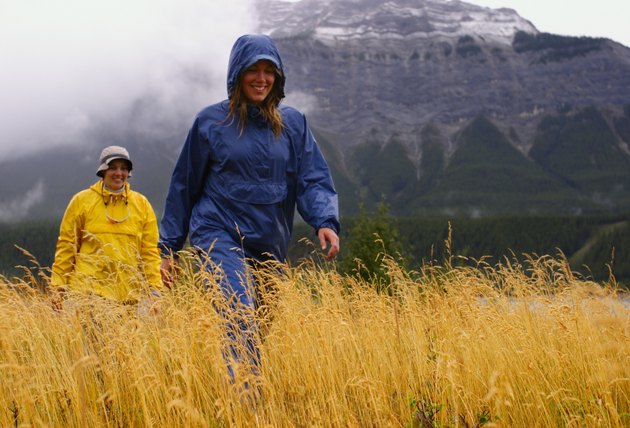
{"left": 241, "top": 60, "right": 276, "bottom": 105}
{"left": 102, "top": 159, "right": 130, "bottom": 190}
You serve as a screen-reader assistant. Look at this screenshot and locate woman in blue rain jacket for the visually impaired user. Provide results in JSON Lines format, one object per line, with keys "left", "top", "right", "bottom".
{"left": 159, "top": 33, "right": 339, "bottom": 292}
{"left": 158, "top": 35, "right": 340, "bottom": 374}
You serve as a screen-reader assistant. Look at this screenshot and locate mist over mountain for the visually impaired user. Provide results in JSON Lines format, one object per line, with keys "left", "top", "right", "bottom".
{"left": 2, "top": 0, "right": 630, "bottom": 222}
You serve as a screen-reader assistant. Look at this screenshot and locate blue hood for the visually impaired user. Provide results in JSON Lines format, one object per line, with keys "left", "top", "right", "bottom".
{"left": 226, "top": 34, "right": 286, "bottom": 99}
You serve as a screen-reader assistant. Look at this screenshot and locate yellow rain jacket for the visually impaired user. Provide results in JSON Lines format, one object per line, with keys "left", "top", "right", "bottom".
{"left": 51, "top": 180, "right": 163, "bottom": 301}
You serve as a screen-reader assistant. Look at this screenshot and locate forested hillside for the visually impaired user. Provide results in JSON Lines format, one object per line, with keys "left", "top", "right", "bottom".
{"left": 0, "top": 221, "right": 58, "bottom": 277}
{"left": 2, "top": 213, "right": 628, "bottom": 288}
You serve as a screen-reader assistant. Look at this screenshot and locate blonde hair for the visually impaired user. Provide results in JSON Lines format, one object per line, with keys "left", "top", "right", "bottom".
{"left": 227, "top": 69, "right": 284, "bottom": 138}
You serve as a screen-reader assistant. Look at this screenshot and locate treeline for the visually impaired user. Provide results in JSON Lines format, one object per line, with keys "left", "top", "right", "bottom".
{"left": 2, "top": 213, "right": 629, "bottom": 287}
{"left": 512, "top": 31, "right": 605, "bottom": 63}
{"left": 290, "top": 211, "right": 630, "bottom": 287}
{"left": 394, "top": 215, "right": 629, "bottom": 285}
{"left": 0, "top": 220, "right": 59, "bottom": 278}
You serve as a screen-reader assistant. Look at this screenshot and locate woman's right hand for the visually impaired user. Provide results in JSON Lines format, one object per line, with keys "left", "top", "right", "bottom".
{"left": 50, "top": 287, "right": 66, "bottom": 312}
{"left": 160, "top": 257, "right": 178, "bottom": 289}
{"left": 318, "top": 227, "right": 340, "bottom": 260}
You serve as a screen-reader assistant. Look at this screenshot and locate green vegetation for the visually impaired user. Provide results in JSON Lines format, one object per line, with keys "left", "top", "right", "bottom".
{"left": 338, "top": 200, "right": 404, "bottom": 288}
{"left": 0, "top": 220, "right": 58, "bottom": 278}
{"left": 328, "top": 110, "right": 630, "bottom": 217}
{"left": 311, "top": 128, "right": 361, "bottom": 216}
{"left": 417, "top": 124, "right": 445, "bottom": 196}
{"left": 289, "top": 212, "right": 630, "bottom": 288}
{"left": 419, "top": 116, "right": 579, "bottom": 215}
{"left": 402, "top": 214, "right": 629, "bottom": 286}
{"left": 4, "top": 211, "right": 630, "bottom": 287}
{"left": 412, "top": 215, "right": 630, "bottom": 286}
{"left": 349, "top": 139, "right": 417, "bottom": 206}
{"left": 456, "top": 35, "right": 482, "bottom": 57}
{"left": 531, "top": 107, "right": 630, "bottom": 200}
{"left": 512, "top": 31, "right": 604, "bottom": 62}
{"left": 614, "top": 114, "right": 630, "bottom": 144}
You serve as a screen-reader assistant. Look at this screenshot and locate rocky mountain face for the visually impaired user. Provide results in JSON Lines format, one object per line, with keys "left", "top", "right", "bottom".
{"left": 2, "top": 0, "right": 630, "bottom": 221}
{"left": 256, "top": 0, "right": 630, "bottom": 216}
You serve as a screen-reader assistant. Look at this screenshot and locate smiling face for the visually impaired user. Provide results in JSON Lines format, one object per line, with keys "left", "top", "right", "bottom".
{"left": 102, "top": 159, "right": 130, "bottom": 190}
{"left": 240, "top": 60, "right": 277, "bottom": 105}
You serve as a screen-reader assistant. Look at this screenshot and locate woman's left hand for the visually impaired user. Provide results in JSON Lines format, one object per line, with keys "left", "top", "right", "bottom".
{"left": 160, "top": 257, "right": 178, "bottom": 288}
{"left": 318, "top": 227, "right": 340, "bottom": 260}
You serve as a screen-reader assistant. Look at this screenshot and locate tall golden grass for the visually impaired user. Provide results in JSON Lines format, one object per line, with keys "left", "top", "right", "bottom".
{"left": 0, "top": 250, "right": 628, "bottom": 427}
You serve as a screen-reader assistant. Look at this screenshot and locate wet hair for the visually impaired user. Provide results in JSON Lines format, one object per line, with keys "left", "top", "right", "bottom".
{"left": 227, "top": 67, "right": 284, "bottom": 138}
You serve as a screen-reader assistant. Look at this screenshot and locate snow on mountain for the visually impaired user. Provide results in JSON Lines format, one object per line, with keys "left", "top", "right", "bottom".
{"left": 258, "top": 0, "right": 538, "bottom": 45}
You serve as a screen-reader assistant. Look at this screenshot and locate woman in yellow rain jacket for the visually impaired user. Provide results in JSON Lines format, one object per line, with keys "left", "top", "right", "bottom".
{"left": 51, "top": 146, "right": 163, "bottom": 301}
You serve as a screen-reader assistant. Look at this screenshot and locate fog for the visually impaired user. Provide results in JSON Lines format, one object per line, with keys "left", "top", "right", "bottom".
{"left": 0, "top": 180, "right": 44, "bottom": 222}
{"left": 0, "top": 0, "right": 259, "bottom": 161}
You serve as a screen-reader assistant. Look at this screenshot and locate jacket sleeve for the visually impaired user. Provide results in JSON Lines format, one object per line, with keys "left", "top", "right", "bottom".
{"left": 140, "top": 199, "right": 164, "bottom": 289}
{"left": 51, "top": 194, "right": 84, "bottom": 287}
{"left": 295, "top": 115, "right": 340, "bottom": 234}
{"left": 159, "top": 116, "right": 212, "bottom": 256}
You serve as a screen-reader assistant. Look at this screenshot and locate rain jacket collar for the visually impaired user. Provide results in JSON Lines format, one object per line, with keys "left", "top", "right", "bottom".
{"left": 91, "top": 180, "right": 130, "bottom": 205}
{"left": 227, "top": 34, "right": 285, "bottom": 99}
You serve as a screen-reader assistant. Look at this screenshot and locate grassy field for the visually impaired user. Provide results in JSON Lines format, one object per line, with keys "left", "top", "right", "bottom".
{"left": 0, "top": 252, "right": 628, "bottom": 427}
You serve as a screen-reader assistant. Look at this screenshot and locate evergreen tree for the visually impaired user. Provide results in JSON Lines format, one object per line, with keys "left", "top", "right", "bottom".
{"left": 339, "top": 198, "right": 404, "bottom": 290}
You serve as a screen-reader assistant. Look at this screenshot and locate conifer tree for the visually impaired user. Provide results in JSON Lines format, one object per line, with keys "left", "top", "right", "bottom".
{"left": 339, "top": 198, "right": 404, "bottom": 289}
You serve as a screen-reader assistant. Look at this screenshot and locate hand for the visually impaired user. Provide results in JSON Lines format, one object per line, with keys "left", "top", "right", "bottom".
{"left": 160, "top": 257, "right": 178, "bottom": 289}
{"left": 317, "top": 227, "right": 340, "bottom": 260}
{"left": 138, "top": 292, "right": 161, "bottom": 316}
{"left": 50, "top": 287, "right": 66, "bottom": 312}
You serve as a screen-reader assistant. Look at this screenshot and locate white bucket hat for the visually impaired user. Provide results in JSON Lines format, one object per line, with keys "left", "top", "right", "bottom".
{"left": 96, "top": 146, "right": 133, "bottom": 177}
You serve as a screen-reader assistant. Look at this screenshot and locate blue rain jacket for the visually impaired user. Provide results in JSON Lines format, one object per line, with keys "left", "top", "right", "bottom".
{"left": 159, "top": 35, "right": 339, "bottom": 287}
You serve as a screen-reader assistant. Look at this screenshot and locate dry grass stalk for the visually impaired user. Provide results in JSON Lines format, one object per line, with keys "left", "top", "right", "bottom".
{"left": 0, "top": 252, "right": 628, "bottom": 427}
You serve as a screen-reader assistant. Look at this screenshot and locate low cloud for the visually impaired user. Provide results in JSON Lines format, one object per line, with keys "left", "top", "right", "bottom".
{"left": 284, "top": 90, "right": 319, "bottom": 115}
{"left": 0, "top": 0, "right": 258, "bottom": 161}
{"left": 0, "top": 180, "right": 45, "bottom": 222}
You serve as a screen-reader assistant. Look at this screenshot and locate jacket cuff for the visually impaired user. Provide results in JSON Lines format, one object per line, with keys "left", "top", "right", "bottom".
{"left": 317, "top": 219, "right": 340, "bottom": 235}
{"left": 159, "top": 242, "right": 178, "bottom": 259}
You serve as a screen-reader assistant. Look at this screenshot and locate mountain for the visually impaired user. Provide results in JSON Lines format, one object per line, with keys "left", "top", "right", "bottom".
{"left": 2, "top": 0, "right": 630, "bottom": 222}
{"left": 260, "top": 0, "right": 630, "bottom": 141}
{"left": 258, "top": 0, "right": 630, "bottom": 216}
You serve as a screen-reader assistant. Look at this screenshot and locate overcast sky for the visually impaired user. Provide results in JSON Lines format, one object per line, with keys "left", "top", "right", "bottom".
{"left": 468, "top": 0, "right": 630, "bottom": 47}
{"left": 0, "top": 0, "right": 258, "bottom": 161}
{"left": 1, "top": 0, "right": 628, "bottom": 162}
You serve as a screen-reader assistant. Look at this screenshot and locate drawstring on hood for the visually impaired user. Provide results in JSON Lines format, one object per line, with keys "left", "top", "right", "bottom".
{"left": 97, "top": 181, "right": 130, "bottom": 223}
{"left": 101, "top": 182, "right": 129, "bottom": 205}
